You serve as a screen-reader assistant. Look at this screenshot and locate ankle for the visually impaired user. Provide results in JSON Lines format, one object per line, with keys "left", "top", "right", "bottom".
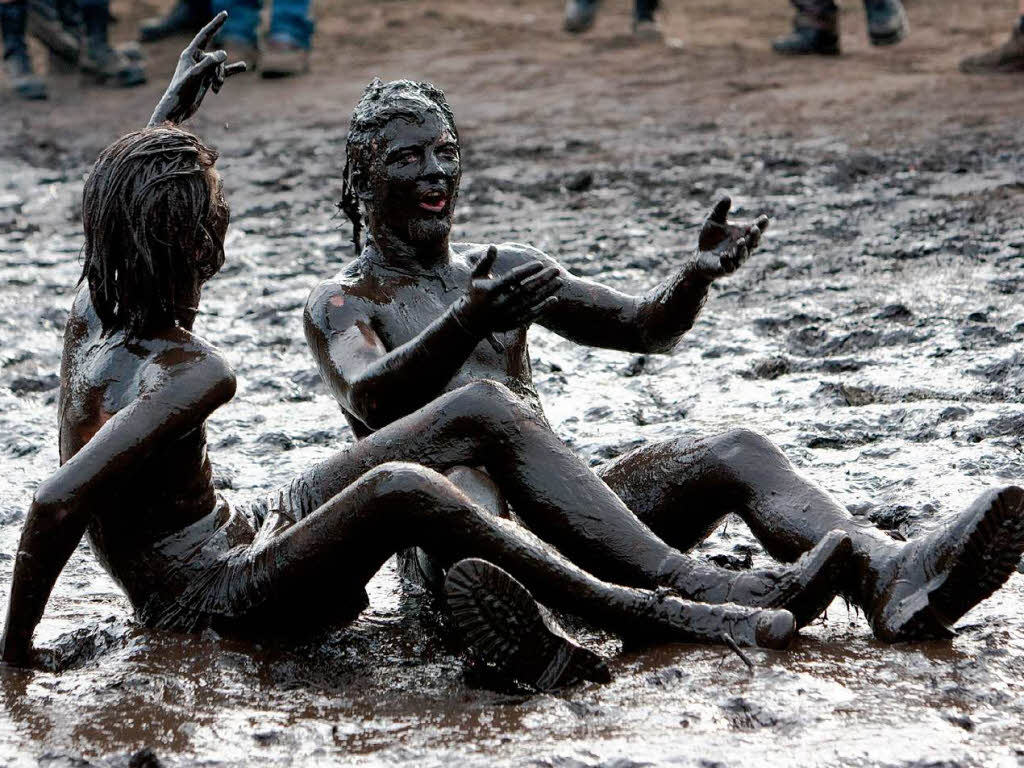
{"left": 656, "top": 550, "right": 730, "bottom": 602}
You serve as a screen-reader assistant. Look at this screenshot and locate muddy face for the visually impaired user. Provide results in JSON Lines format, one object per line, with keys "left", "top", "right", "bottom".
{"left": 362, "top": 110, "right": 461, "bottom": 251}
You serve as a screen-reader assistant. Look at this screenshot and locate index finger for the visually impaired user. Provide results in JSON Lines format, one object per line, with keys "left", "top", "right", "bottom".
{"left": 186, "top": 11, "right": 227, "bottom": 55}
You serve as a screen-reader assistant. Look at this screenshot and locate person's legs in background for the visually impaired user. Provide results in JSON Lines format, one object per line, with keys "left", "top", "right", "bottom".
{"left": 772, "top": 0, "right": 840, "bottom": 55}
{"left": 632, "top": 0, "right": 662, "bottom": 41}
{"left": 212, "top": 0, "right": 259, "bottom": 70}
{"left": 77, "top": 0, "right": 145, "bottom": 86}
{"left": 0, "top": 0, "right": 46, "bottom": 99}
{"left": 960, "top": 0, "right": 1024, "bottom": 73}
{"left": 138, "top": 0, "right": 212, "bottom": 43}
{"left": 260, "top": 0, "right": 312, "bottom": 77}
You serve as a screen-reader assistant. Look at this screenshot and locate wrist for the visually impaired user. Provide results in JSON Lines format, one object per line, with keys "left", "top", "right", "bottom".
{"left": 449, "top": 298, "right": 485, "bottom": 339}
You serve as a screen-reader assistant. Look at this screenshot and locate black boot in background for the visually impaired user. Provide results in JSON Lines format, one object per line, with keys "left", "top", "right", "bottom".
{"left": 78, "top": 0, "right": 146, "bottom": 87}
{"left": 1, "top": 0, "right": 47, "bottom": 99}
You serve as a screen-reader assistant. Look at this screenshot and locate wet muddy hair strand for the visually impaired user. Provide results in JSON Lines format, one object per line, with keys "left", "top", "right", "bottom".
{"left": 80, "top": 127, "right": 226, "bottom": 339}
{"left": 339, "top": 78, "right": 458, "bottom": 254}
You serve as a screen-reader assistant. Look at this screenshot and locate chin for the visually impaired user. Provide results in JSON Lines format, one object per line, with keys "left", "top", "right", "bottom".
{"left": 407, "top": 216, "right": 452, "bottom": 244}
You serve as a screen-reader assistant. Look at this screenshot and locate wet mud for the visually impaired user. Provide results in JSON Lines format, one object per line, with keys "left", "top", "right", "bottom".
{"left": 2, "top": 0, "right": 1024, "bottom": 764}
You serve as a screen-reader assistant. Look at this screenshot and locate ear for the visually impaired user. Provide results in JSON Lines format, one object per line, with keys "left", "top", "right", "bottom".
{"left": 351, "top": 168, "right": 372, "bottom": 202}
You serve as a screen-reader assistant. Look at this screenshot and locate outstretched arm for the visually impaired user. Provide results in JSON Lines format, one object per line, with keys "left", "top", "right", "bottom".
{"left": 0, "top": 357, "right": 234, "bottom": 667}
{"left": 304, "top": 247, "right": 562, "bottom": 431}
{"left": 537, "top": 196, "right": 769, "bottom": 354}
{"left": 148, "top": 12, "right": 246, "bottom": 128}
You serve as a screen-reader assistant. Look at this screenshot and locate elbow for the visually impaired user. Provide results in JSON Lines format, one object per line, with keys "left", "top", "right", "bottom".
{"left": 27, "top": 485, "right": 75, "bottom": 532}
{"left": 348, "top": 385, "right": 398, "bottom": 432}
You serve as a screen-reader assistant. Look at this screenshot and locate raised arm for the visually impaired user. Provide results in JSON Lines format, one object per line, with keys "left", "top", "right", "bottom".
{"left": 0, "top": 356, "right": 235, "bottom": 667}
{"left": 537, "top": 196, "right": 769, "bottom": 354}
{"left": 148, "top": 12, "right": 246, "bottom": 128}
{"left": 304, "top": 247, "right": 562, "bottom": 431}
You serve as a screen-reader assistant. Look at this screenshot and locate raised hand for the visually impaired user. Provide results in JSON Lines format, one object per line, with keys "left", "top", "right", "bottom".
{"left": 148, "top": 11, "right": 247, "bottom": 127}
{"left": 453, "top": 246, "right": 562, "bottom": 340}
{"left": 692, "top": 196, "right": 770, "bottom": 281}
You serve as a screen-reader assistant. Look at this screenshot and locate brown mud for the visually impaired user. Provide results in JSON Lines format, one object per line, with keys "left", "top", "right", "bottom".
{"left": 2, "top": 0, "right": 1024, "bottom": 764}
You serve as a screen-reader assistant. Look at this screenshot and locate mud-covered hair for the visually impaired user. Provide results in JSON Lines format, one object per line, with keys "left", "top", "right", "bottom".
{"left": 339, "top": 78, "right": 458, "bottom": 254}
{"left": 80, "top": 126, "right": 226, "bottom": 339}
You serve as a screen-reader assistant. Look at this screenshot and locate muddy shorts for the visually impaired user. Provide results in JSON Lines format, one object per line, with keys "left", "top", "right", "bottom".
{"left": 132, "top": 477, "right": 369, "bottom": 635}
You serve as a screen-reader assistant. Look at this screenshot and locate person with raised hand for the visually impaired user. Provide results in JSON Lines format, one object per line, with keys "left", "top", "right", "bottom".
{"left": 1, "top": 20, "right": 800, "bottom": 695}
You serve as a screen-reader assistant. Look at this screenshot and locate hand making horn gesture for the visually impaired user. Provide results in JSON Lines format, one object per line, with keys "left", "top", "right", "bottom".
{"left": 691, "top": 195, "right": 770, "bottom": 281}
{"left": 452, "top": 246, "right": 562, "bottom": 349}
{"left": 148, "top": 11, "right": 247, "bottom": 128}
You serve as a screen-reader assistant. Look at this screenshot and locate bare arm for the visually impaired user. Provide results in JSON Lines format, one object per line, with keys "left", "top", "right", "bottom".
{"left": 537, "top": 196, "right": 770, "bottom": 354}
{"left": 0, "top": 356, "right": 235, "bottom": 666}
{"left": 304, "top": 247, "right": 562, "bottom": 431}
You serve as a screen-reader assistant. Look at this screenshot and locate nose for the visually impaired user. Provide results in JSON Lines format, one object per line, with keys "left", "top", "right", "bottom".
{"left": 421, "top": 150, "right": 449, "bottom": 180}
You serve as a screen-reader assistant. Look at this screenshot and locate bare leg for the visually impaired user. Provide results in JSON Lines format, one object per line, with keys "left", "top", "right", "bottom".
{"left": 600, "top": 429, "right": 1024, "bottom": 641}
{"left": 290, "top": 380, "right": 674, "bottom": 588}
{"left": 599, "top": 429, "right": 897, "bottom": 572}
{"left": 233, "top": 461, "right": 792, "bottom": 648}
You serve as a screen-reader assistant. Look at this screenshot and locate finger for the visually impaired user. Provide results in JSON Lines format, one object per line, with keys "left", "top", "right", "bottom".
{"left": 731, "top": 242, "right": 749, "bottom": 270}
{"left": 708, "top": 195, "right": 732, "bottom": 225}
{"left": 520, "top": 295, "right": 559, "bottom": 324}
{"left": 518, "top": 266, "right": 561, "bottom": 291}
{"left": 518, "top": 274, "right": 562, "bottom": 303}
{"left": 755, "top": 213, "right": 770, "bottom": 233}
{"left": 472, "top": 246, "right": 498, "bottom": 279}
{"left": 196, "top": 50, "right": 228, "bottom": 72}
{"left": 493, "top": 261, "right": 546, "bottom": 292}
{"left": 745, "top": 223, "right": 761, "bottom": 250}
{"left": 186, "top": 11, "right": 228, "bottom": 55}
{"left": 485, "top": 333, "right": 505, "bottom": 354}
{"left": 224, "top": 61, "right": 247, "bottom": 77}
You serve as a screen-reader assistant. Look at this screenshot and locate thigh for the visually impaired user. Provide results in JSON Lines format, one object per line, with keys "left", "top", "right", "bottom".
{"left": 597, "top": 436, "right": 740, "bottom": 552}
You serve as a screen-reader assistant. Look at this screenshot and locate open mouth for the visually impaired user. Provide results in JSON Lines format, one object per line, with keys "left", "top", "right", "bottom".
{"left": 418, "top": 190, "right": 448, "bottom": 213}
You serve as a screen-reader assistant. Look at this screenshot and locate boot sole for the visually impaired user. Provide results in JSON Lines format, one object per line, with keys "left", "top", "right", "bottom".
{"left": 444, "top": 558, "right": 610, "bottom": 690}
{"left": 880, "top": 486, "right": 1024, "bottom": 641}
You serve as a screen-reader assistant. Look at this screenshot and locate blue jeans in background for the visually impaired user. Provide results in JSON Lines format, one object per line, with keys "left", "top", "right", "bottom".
{"left": 214, "top": 0, "right": 312, "bottom": 49}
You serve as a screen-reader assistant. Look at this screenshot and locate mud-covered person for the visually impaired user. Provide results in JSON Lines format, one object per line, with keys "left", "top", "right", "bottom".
{"left": 305, "top": 78, "right": 1024, "bottom": 647}
{"left": 0, "top": 16, "right": 805, "bottom": 691}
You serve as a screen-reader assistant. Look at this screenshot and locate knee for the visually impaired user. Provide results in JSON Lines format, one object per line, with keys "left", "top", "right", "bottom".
{"left": 358, "top": 461, "right": 452, "bottom": 503}
{"left": 447, "top": 379, "right": 533, "bottom": 429}
{"left": 708, "top": 428, "right": 786, "bottom": 470}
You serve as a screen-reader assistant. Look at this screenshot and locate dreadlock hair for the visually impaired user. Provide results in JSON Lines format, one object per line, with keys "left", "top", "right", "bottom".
{"left": 339, "top": 78, "right": 459, "bottom": 254}
{"left": 80, "top": 126, "right": 227, "bottom": 340}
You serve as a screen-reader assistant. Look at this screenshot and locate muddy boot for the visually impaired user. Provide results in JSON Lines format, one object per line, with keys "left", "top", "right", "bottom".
{"left": 625, "top": 590, "right": 796, "bottom": 650}
{"left": 259, "top": 36, "right": 308, "bottom": 78}
{"left": 27, "top": 0, "right": 78, "bottom": 63}
{"left": 960, "top": 25, "right": 1024, "bottom": 74}
{"left": 1, "top": 1, "right": 46, "bottom": 99}
{"left": 564, "top": 0, "right": 599, "bottom": 35}
{"left": 79, "top": 1, "right": 145, "bottom": 87}
{"left": 659, "top": 530, "right": 852, "bottom": 629}
{"left": 773, "top": 3, "right": 839, "bottom": 56}
{"left": 445, "top": 558, "right": 611, "bottom": 691}
{"left": 863, "top": 0, "right": 907, "bottom": 46}
{"left": 863, "top": 486, "right": 1024, "bottom": 642}
{"left": 138, "top": 0, "right": 210, "bottom": 43}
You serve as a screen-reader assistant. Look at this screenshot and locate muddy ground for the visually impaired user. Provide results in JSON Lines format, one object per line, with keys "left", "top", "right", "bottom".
{"left": 2, "top": 0, "right": 1024, "bottom": 764}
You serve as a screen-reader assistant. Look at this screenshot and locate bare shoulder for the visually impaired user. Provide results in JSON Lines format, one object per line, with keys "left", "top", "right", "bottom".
{"left": 304, "top": 260, "right": 376, "bottom": 329}
{"left": 142, "top": 331, "right": 236, "bottom": 409}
